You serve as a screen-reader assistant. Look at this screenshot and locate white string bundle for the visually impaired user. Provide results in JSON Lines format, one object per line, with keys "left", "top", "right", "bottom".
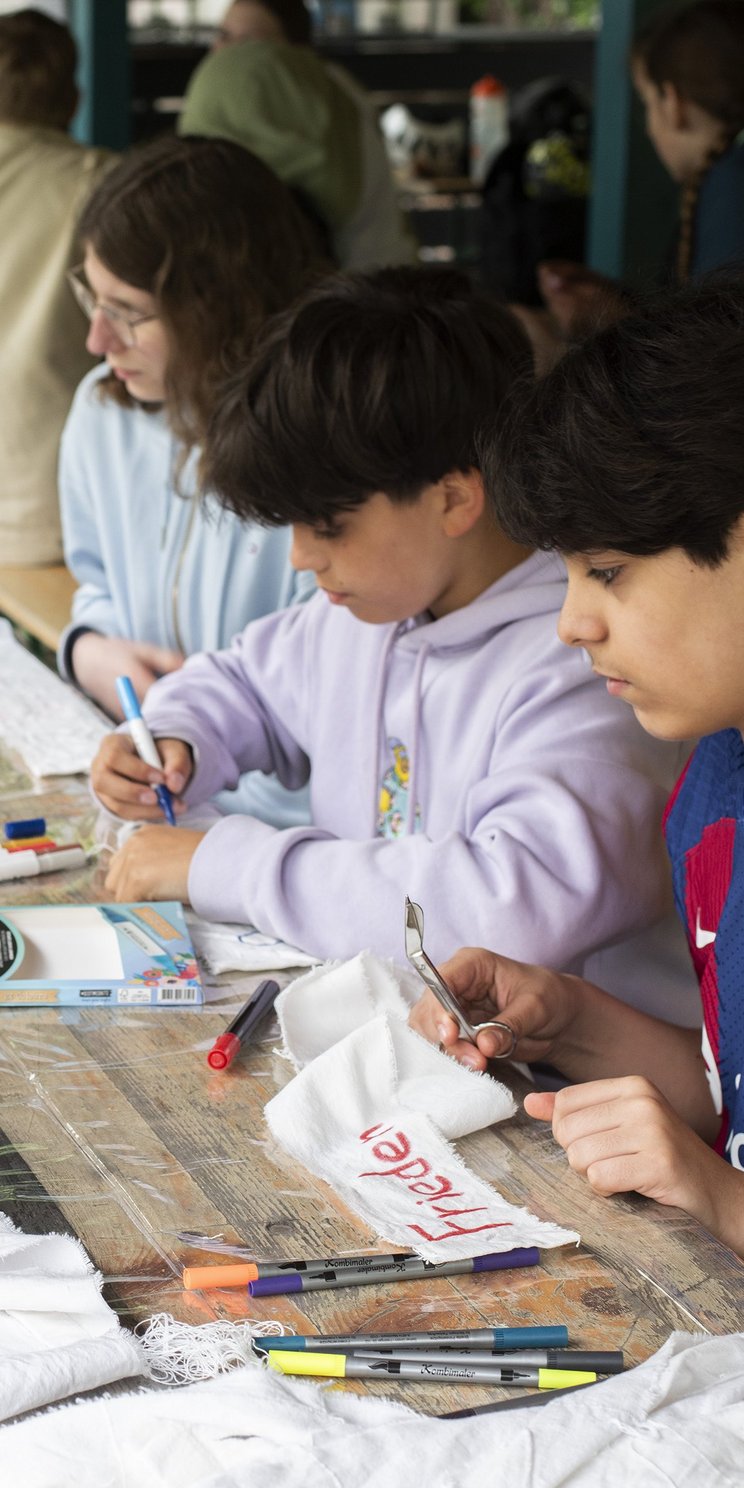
{"left": 135, "top": 1312, "right": 290, "bottom": 1385}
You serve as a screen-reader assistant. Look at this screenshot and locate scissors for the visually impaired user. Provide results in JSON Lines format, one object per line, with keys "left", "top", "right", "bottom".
{"left": 404, "top": 897, "right": 517, "bottom": 1056}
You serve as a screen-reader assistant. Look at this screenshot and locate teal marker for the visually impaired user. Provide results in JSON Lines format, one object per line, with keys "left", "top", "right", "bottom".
{"left": 254, "top": 1325, "right": 569, "bottom": 1353}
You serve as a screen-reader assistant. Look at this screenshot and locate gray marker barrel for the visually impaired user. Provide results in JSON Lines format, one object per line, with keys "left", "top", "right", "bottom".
{"left": 249, "top": 1248, "right": 539, "bottom": 1297}
{"left": 353, "top": 1348, "right": 623, "bottom": 1373}
{"left": 255, "top": 1325, "right": 569, "bottom": 1352}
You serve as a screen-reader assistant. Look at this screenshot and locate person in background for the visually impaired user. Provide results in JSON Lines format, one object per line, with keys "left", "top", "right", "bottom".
{"left": 0, "top": 7, "right": 110, "bottom": 566}
{"left": 58, "top": 134, "right": 320, "bottom": 828}
{"left": 179, "top": 0, "right": 416, "bottom": 270}
{"left": 411, "top": 279, "right": 744, "bottom": 1258}
{"left": 530, "top": 0, "right": 744, "bottom": 352}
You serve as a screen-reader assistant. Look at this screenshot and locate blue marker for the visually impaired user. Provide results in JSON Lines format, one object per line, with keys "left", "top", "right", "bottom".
{"left": 115, "top": 676, "right": 177, "bottom": 827}
{"left": 4, "top": 817, "right": 46, "bottom": 840}
{"left": 255, "top": 1325, "right": 569, "bottom": 1353}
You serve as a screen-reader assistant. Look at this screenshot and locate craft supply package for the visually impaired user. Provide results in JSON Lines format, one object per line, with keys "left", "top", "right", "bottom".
{"left": 0, "top": 900, "right": 202, "bottom": 1007}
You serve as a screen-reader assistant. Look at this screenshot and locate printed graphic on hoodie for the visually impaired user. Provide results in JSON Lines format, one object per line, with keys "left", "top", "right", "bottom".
{"left": 377, "top": 737, "right": 421, "bottom": 838}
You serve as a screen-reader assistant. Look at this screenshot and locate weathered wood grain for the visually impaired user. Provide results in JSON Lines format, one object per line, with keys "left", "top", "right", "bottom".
{"left": 0, "top": 771, "right": 742, "bottom": 1415}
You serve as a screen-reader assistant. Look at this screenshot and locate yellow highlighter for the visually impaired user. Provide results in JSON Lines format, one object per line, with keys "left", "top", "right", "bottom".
{"left": 268, "top": 1350, "right": 597, "bottom": 1389}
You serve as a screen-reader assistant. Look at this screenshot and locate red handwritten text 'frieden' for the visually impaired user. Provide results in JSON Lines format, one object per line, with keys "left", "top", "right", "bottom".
{"left": 357, "top": 1123, "right": 511, "bottom": 1243}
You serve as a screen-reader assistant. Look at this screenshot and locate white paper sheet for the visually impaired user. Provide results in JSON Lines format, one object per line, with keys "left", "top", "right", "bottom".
{"left": 0, "top": 622, "right": 108, "bottom": 777}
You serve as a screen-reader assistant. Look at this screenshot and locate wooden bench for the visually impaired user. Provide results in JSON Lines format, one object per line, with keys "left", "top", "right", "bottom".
{"left": 0, "top": 563, "right": 76, "bottom": 653}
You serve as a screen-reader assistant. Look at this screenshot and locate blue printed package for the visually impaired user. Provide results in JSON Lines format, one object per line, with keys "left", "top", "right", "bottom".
{"left": 0, "top": 901, "right": 202, "bottom": 1007}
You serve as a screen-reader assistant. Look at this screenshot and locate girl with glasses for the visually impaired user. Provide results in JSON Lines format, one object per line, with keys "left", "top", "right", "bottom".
{"left": 58, "top": 132, "right": 322, "bottom": 827}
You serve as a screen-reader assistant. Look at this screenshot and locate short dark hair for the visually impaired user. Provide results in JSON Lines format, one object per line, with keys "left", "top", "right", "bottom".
{"left": 233, "top": 0, "right": 312, "bottom": 45}
{"left": 78, "top": 134, "right": 320, "bottom": 450}
{"left": 481, "top": 276, "right": 744, "bottom": 567}
{"left": 205, "top": 266, "right": 532, "bottom": 526}
{"left": 0, "top": 8, "right": 77, "bottom": 129}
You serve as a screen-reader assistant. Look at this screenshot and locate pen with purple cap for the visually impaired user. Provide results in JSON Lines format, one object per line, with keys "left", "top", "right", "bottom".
{"left": 248, "top": 1246, "right": 539, "bottom": 1296}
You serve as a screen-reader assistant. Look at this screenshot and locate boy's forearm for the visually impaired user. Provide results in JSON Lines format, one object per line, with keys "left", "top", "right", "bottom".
{"left": 691, "top": 1155, "right": 744, "bottom": 1259}
{"left": 554, "top": 980, "right": 716, "bottom": 1140}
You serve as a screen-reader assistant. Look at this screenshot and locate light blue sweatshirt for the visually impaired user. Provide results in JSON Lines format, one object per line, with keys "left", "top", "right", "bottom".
{"left": 137, "top": 553, "right": 701, "bottom": 1028}
{"left": 58, "top": 364, "right": 313, "bottom": 827}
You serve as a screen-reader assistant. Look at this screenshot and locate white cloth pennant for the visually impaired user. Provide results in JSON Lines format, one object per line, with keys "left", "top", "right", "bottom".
{"left": 4, "top": 1339, "right": 744, "bottom": 1488}
{"left": 266, "top": 953, "right": 578, "bottom": 1260}
{"left": 0, "top": 1214, "right": 142, "bottom": 1422}
{"left": 4, "top": 1332, "right": 744, "bottom": 1488}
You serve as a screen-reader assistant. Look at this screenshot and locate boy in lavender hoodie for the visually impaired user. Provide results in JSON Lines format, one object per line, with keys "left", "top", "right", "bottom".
{"left": 94, "top": 266, "right": 697, "bottom": 1024}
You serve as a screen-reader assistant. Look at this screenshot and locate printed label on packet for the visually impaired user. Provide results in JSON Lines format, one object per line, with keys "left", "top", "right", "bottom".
{"left": 117, "top": 986, "right": 154, "bottom": 1005}
{"left": 133, "top": 907, "right": 180, "bottom": 941}
{"left": 0, "top": 987, "right": 58, "bottom": 1003}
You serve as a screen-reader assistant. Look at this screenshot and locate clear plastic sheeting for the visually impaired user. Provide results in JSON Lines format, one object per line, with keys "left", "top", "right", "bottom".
{"left": 0, "top": 740, "right": 741, "bottom": 1422}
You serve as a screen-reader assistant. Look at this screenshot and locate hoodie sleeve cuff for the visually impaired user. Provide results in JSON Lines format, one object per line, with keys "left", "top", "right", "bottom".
{"left": 188, "top": 813, "right": 278, "bottom": 925}
{"left": 57, "top": 624, "right": 95, "bottom": 684}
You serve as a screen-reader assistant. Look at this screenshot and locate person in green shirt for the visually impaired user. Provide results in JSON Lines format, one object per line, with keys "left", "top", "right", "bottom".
{"left": 180, "top": 0, "right": 416, "bottom": 270}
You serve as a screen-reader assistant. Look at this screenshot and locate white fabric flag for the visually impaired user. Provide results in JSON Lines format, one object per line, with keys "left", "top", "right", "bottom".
{"left": 3, "top": 1331, "right": 744, "bottom": 1488}
{"left": 266, "top": 951, "right": 578, "bottom": 1260}
{"left": 0, "top": 1213, "right": 142, "bottom": 1422}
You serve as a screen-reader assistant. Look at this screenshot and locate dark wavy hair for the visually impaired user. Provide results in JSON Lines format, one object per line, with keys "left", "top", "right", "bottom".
{"left": 481, "top": 276, "right": 744, "bottom": 567}
{"left": 204, "top": 265, "right": 532, "bottom": 526}
{"left": 78, "top": 133, "right": 321, "bottom": 455}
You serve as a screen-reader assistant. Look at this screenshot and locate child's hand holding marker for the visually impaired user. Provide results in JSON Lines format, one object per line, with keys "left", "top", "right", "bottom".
{"left": 91, "top": 676, "right": 193, "bottom": 823}
{"left": 113, "top": 676, "right": 187, "bottom": 825}
{"left": 93, "top": 677, "right": 205, "bottom": 900}
{"left": 92, "top": 731, "right": 192, "bottom": 821}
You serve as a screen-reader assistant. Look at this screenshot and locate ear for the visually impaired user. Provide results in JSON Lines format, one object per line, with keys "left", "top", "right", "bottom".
{"left": 659, "top": 81, "right": 689, "bottom": 131}
{"left": 440, "top": 469, "right": 485, "bottom": 537}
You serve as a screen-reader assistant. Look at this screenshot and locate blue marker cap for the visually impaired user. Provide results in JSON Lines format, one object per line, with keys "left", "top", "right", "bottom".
{"left": 492, "top": 1326, "right": 568, "bottom": 1349}
{"left": 115, "top": 676, "right": 140, "bottom": 722}
{"left": 4, "top": 818, "right": 46, "bottom": 840}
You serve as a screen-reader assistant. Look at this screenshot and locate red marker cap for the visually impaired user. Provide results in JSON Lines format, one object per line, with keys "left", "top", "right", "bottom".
{"left": 207, "top": 1032, "right": 241, "bottom": 1070}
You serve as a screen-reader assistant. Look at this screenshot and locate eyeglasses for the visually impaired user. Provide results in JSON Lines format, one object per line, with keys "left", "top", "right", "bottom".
{"left": 67, "top": 264, "right": 159, "bottom": 347}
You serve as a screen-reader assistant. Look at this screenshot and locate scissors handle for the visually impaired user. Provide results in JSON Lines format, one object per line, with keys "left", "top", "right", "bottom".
{"left": 470, "top": 1019, "right": 518, "bottom": 1059}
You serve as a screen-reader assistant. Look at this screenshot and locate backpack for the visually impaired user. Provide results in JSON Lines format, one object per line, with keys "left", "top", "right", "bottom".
{"left": 480, "top": 77, "right": 591, "bottom": 304}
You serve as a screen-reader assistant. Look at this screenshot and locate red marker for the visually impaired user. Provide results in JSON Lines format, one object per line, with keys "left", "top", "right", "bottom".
{"left": 206, "top": 978, "right": 281, "bottom": 1070}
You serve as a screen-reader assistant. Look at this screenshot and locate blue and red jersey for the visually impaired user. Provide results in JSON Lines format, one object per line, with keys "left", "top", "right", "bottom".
{"left": 664, "top": 728, "right": 744, "bottom": 1168}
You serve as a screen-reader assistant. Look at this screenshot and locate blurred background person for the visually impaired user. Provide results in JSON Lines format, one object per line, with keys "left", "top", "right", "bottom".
{"left": 180, "top": 0, "right": 417, "bottom": 270}
{"left": 0, "top": 7, "right": 111, "bottom": 566}
{"left": 534, "top": 0, "right": 744, "bottom": 351}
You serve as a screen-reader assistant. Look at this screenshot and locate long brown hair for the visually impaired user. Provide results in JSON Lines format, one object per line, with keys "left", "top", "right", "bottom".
{"left": 633, "top": 1, "right": 744, "bottom": 280}
{"left": 78, "top": 133, "right": 322, "bottom": 454}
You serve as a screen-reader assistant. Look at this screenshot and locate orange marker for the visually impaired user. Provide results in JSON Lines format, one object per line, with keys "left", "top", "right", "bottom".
{"left": 4, "top": 836, "right": 57, "bottom": 853}
{"left": 183, "top": 1262, "right": 259, "bottom": 1289}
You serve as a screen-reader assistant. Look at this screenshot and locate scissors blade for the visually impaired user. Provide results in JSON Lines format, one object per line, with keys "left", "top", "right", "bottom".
{"left": 404, "top": 896, "right": 477, "bottom": 1041}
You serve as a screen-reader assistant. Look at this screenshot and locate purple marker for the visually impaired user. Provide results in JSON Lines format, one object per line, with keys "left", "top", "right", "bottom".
{"left": 249, "top": 1247, "right": 539, "bottom": 1296}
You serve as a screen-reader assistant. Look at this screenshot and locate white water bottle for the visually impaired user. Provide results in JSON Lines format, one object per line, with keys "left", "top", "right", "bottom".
{"left": 469, "top": 75, "right": 509, "bottom": 186}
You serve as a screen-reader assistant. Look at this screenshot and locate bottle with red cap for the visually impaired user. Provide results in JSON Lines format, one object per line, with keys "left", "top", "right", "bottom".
{"left": 469, "top": 75, "right": 509, "bottom": 186}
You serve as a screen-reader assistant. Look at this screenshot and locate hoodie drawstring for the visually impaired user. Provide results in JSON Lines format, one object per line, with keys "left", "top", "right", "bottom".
{"left": 370, "top": 626, "right": 399, "bottom": 836}
{"left": 406, "top": 642, "right": 430, "bottom": 835}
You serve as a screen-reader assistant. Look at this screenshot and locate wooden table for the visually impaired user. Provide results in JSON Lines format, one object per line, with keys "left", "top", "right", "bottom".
{"left": 0, "top": 564, "right": 76, "bottom": 653}
{"left": 0, "top": 762, "right": 742, "bottom": 1418}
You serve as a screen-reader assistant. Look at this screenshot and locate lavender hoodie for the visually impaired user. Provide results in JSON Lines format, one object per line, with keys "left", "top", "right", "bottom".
{"left": 142, "top": 551, "right": 699, "bottom": 1024}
